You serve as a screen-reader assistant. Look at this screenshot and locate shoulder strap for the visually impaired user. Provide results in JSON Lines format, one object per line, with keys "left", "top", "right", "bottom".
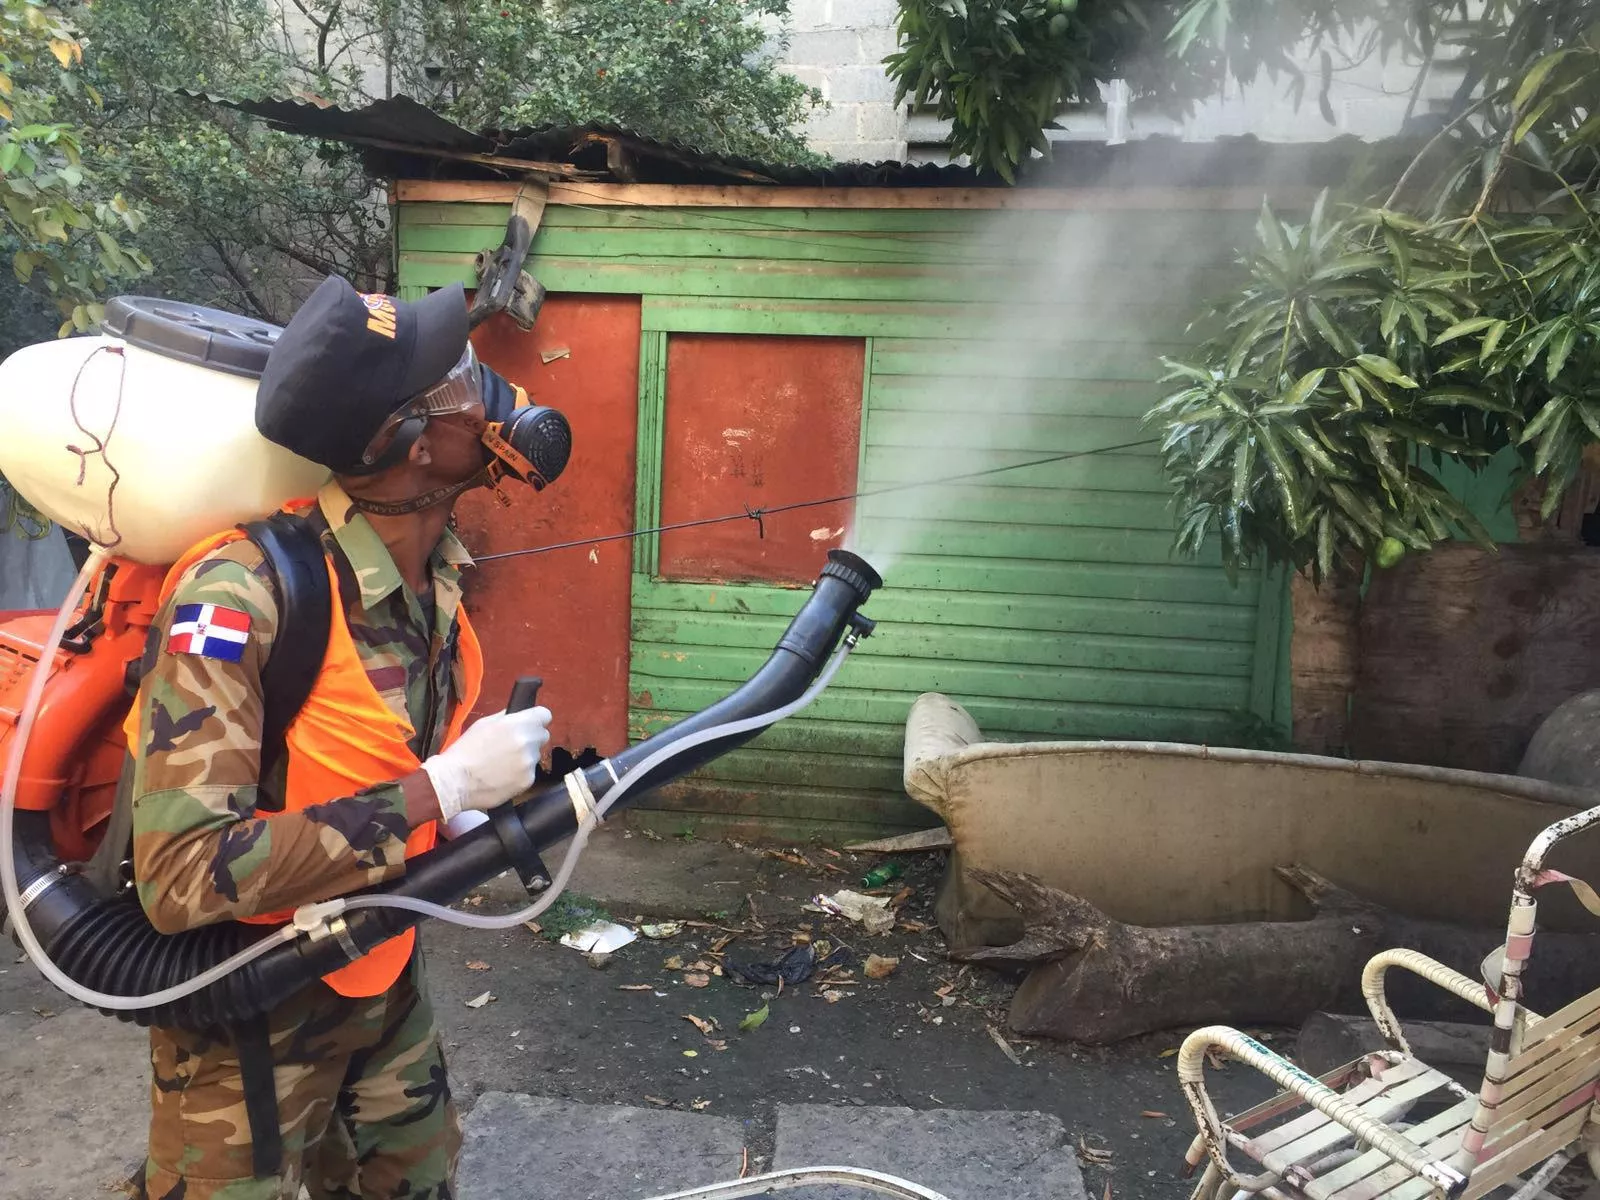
{"left": 241, "top": 510, "right": 333, "bottom": 795}
{"left": 87, "top": 511, "right": 331, "bottom": 886}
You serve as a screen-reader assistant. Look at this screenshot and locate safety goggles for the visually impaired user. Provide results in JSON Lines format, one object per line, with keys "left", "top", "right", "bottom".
{"left": 362, "top": 343, "right": 484, "bottom": 465}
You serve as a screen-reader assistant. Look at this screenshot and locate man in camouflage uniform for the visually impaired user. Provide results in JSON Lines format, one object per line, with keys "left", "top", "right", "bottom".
{"left": 126, "top": 276, "right": 554, "bottom": 1199}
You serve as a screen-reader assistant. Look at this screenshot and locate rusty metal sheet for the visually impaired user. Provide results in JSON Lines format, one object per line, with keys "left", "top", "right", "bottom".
{"left": 456, "top": 297, "right": 642, "bottom": 756}
{"left": 658, "top": 333, "right": 863, "bottom": 587}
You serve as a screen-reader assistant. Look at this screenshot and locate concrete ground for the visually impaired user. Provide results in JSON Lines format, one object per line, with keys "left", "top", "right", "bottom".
{"left": 0, "top": 823, "right": 1272, "bottom": 1199}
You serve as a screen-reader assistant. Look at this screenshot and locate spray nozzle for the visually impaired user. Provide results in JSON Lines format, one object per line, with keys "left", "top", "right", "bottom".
{"left": 847, "top": 612, "right": 877, "bottom": 642}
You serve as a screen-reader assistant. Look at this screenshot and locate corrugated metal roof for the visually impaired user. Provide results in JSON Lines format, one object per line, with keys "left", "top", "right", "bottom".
{"left": 196, "top": 93, "right": 1395, "bottom": 191}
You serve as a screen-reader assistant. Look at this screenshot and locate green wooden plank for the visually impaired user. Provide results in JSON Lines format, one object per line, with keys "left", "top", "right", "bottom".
{"left": 841, "top": 518, "right": 1221, "bottom": 568}
{"left": 865, "top": 410, "right": 1146, "bottom": 452}
{"left": 401, "top": 201, "right": 1255, "bottom": 242}
{"left": 859, "top": 445, "right": 1165, "bottom": 493}
{"left": 633, "top": 331, "right": 665, "bottom": 574}
{"left": 631, "top": 691, "right": 1245, "bottom": 742}
{"left": 683, "top": 746, "right": 905, "bottom": 793}
{"left": 854, "top": 485, "right": 1179, "bottom": 531}
{"left": 634, "top": 577, "right": 1259, "bottom": 641}
{"left": 871, "top": 339, "right": 1192, "bottom": 383}
{"left": 870, "top": 375, "right": 1164, "bottom": 416}
{"left": 632, "top": 646, "right": 1250, "bottom": 709}
{"left": 861, "top": 555, "right": 1257, "bottom": 605}
{"left": 401, "top": 220, "right": 1248, "bottom": 282}
{"left": 1248, "top": 565, "right": 1288, "bottom": 727}
{"left": 637, "top": 295, "right": 1196, "bottom": 341}
{"left": 637, "top": 781, "right": 925, "bottom": 828}
{"left": 633, "top": 613, "right": 1253, "bottom": 676}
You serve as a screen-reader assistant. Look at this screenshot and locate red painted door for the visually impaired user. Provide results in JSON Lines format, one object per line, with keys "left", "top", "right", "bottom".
{"left": 456, "top": 297, "right": 642, "bottom": 757}
{"left": 659, "top": 334, "right": 863, "bottom": 586}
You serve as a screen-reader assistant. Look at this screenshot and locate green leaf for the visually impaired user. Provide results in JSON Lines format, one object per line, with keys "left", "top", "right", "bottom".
{"left": 1480, "top": 320, "right": 1509, "bottom": 363}
{"left": 1257, "top": 424, "right": 1302, "bottom": 531}
{"left": 739, "top": 1004, "right": 769, "bottom": 1032}
{"left": 0, "top": 142, "right": 19, "bottom": 174}
{"left": 1354, "top": 354, "right": 1418, "bottom": 389}
{"left": 1432, "top": 316, "right": 1498, "bottom": 347}
{"left": 1328, "top": 482, "right": 1385, "bottom": 537}
{"left": 1546, "top": 323, "right": 1577, "bottom": 382}
{"left": 1519, "top": 395, "right": 1572, "bottom": 447}
{"left": 1280, "top": 368, "right": 1328, "bottom": 412}
{"left": 1230, "top": 436, "right": 1256, "bottom": 511}
{"left": 1414, "top": 388, "right": 1513, "bottom": 414}
{"left": 1512, "top": 49, "right": 1573, "bottom": 113}
{"left": 1575, "top": 400, "right": 1600, "bottom": 443}
{"left": 1316, "top": 510, "right": 1334, "bottom": 580}
{"left": 1281, "top": 424, "right": 1345, "bottom": 477}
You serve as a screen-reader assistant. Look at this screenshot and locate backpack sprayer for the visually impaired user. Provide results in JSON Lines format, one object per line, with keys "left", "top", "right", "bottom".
{"left": 0, "top": 296, "right": 882, "bottom": 1033}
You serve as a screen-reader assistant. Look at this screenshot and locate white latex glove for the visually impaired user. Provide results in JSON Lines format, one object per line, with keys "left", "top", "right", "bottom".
{"left": 421, "top": 706, "right": 551, "bottom": 823}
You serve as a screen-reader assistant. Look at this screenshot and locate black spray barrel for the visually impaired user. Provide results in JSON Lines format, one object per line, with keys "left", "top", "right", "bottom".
{"left": 13, "top": 550, "right": 881, "bottom": 1027}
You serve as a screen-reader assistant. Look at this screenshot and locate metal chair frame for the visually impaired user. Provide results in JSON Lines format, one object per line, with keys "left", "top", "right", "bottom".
{"left": 1178, "top": 800, "right": 1600, "bottom": 1200}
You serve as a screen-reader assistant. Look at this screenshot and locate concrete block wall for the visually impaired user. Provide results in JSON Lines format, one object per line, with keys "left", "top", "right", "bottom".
{"left": 779, "top": 0, "right": 909, "bottom": 162}
{"left": 775, "top": 4, "right": 1447, "bottom": 165}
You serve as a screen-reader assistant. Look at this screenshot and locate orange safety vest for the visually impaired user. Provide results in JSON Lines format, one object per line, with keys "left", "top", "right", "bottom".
{"left": 127, "top": 524, "right": 483, "bottom": 997}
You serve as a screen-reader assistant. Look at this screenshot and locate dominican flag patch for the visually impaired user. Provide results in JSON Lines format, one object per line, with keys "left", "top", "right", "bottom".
{"left": 168, "top": 603, "right": 252, "bottom": 663}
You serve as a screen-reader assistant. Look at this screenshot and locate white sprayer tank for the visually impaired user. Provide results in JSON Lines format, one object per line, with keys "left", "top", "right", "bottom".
{"left": 0, "top": 298, "right": 329, "bottom": 565}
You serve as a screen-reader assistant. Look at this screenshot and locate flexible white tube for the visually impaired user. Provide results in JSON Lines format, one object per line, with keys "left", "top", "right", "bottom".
{"left": 337, "top": 637, "right": 857, "bottom": 932}
{"left": 0, "top": 548, "right": 299, "bottom": 1011}
{"left": 2, "top": 552, "right": 857, "bottom": 1005}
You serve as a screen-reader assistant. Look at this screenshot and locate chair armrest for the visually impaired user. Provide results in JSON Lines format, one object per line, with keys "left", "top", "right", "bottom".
{"left": 1177, "top": 1026, "right": 1469, "bottom": 1199}
{"left": 1361, "top": 949, "right": 1494, "bottom": 1055}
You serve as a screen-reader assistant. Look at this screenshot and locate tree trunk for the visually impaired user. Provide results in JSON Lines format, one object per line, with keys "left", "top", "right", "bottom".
{"left": 958, "top": 867, "right": 1600, "bottom": 1045}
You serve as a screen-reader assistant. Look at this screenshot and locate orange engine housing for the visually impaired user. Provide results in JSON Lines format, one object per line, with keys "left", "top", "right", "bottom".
{"left": 0, "top": 558, "right": 165, "bottom": 863}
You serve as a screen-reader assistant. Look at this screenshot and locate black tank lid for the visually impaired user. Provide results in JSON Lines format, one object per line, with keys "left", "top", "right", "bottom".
{"left": 100, "top": 296, "right": 283, "bottom": 380}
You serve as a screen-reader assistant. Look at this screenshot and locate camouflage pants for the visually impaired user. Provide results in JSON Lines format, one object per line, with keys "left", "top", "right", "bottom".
{"left": 130, "top": 953, "right": 460, "bottom": 1200}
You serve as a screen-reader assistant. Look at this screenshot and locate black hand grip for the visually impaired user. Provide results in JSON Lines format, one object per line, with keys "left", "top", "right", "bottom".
{"left": 507, "top": 676, "right": 542, "bottom": 712}
{"left": 493, "top": 675, "right": 552, "bottom": 897}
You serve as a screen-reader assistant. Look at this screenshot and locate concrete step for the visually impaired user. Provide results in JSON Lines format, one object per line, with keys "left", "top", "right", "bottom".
{"left": 457, "top": 1095, "right": 1089, "bottom": 1200}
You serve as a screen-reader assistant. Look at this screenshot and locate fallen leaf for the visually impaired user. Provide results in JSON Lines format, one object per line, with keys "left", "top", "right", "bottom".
{"left": 464, "top": 991, "right": 494, "bottom": 1009}
{"left": 792, "top": 930, "right": 813, "bottom": 945}
{"left": 640, "top": 922, "right": 684, "bottom": 940}
{"left": 822, "top": 989, "right": 846, "bottom": 1004}
{"left": 864, "top": 954, "right": 900, "bottom": 979}
{"left": 465, "top": 960, "right": 490, "bottom": 971}
{"left": 1158, "top": 1047, "right": 1180, "bottom": 1058}
{"left": 1141, "top": 1111, "right": 1168, "bottom": 1119}
{"left": 739, "top": 1004, "right": 769, "bottom": 1032}
{"left": 888, "top": 887, "right": 913, "bottom": 908}
{"left": 664, "top": 955, "right": 686, "bottom": 971}
{"left": 618, "top": 984, "right": 654, "bottom": 992}
{"left": 710, "top": 935, "right": 735, "bottom": 953}
{"left": 1077, "top": 1137, "right": 1114, "bottom": 1167}
{"left": 706, "top": 1038, "right": 728, "bottom": 1051}
{"left": 1103, "top": 1181, "right": 1112, "bottom": 1200}
{"left": 764, "top": 849, "right": 811, "bottom": 867}
{"left": 987, "top": 1025, "right": 1022, "bottom": 1066}
{"left": 822, "top": 848, "right": 842, "bottom": 858}
{"left": 523, "top": 921, "right": 542, "bottom": 935}
{"left": 692, "top": 1098, "right": 712, "bottom": 1111}
{"left": 644, "top": 1095, "right": 671, "bottom": 1107}
{"left": 687, "top": 960, "right": 714, "bottom": 972}
{"left": 685, "top": 973, "right": 711, "bottom": 988}
{"left": 683, "top": 1049, "right": 699, "bottom": 1058}
{"left": 712, "top": 965, "right": 724, "bottom": 977}
{"left": 684, "top": 1014, "right": 718, "bottom": 1036}
{"left": 1206, "top": 1049, "right": 1228, "bottom": 1071}
{"left": 463, "top": 894, "right": 485, "bottom": 907}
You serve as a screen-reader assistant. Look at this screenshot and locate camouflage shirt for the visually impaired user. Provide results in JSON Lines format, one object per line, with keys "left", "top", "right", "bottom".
{"left": 128, "top": 481, "right": 472, "bottom": 935}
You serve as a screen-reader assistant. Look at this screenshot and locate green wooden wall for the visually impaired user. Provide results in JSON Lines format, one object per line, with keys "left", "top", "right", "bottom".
{"left": 397, "top": 196, "right": 1283, "bottom": 839}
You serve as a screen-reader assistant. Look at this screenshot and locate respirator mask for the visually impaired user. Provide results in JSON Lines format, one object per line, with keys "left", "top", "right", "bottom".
{"left": 357, "top": 343, "right": 572, "bottom": 512}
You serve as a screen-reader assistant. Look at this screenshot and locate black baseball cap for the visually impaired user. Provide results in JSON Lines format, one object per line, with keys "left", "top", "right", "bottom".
{"left": 255, "top": 275, "right": 470, "bottom": 472}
